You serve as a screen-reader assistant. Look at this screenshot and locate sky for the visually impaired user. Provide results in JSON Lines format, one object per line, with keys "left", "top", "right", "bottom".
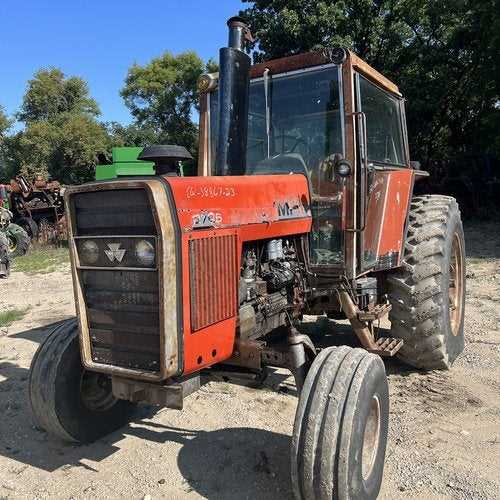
{"left": 0, "top": 0, "right": 243, "bottom": 128}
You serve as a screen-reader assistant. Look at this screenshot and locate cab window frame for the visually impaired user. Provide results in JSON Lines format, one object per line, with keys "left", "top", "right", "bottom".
{"left": 355, "top": 73, "right": 408, "bottom": 168}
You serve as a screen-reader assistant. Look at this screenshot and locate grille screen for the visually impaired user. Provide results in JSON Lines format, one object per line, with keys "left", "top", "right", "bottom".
{"left": 73, "top": 189, "right": 156, "bottom": 236}
{"left": 72, "top": 188, "right": 161, "bottom": 372}
{"left": 189, "top": 234, "right": 238, "bottom": 331}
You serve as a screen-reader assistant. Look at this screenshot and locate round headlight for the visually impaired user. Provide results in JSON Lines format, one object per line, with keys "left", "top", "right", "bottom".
{"left": 135, "top": 240, "right": 155, "bottom": 266}
{"left": 80, "top": 240, "right": 99, "bottom": 265}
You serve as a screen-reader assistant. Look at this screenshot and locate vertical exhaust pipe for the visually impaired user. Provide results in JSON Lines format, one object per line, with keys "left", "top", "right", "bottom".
{"left": 214, "top": 17, "right": 251, "bottom": 176}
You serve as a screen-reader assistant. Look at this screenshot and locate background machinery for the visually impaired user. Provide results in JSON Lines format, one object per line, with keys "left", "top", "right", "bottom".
{"left": 29, "top": 17, "right": 466, "bottom": 500}
{"left": 0, "top": 206, "right": 30, "bottom": 258}
{"left": 7, "top": 174, "right": 66, "bottom": 241}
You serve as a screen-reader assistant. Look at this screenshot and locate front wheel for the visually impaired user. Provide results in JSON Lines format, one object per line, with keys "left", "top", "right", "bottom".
{"left": 29, "top": 318, "right": 137, "bottom": 443}
{"left": 291, "top": 346, "right": 389, "bottom": 500}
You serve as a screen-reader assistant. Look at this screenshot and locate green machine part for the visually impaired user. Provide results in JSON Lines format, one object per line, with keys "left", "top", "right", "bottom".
{"left": 95, "top": 147, "right": 155, "bottom": 180}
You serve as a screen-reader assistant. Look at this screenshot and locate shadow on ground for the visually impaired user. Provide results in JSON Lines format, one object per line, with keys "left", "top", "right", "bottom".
{"left": 1, "top": 316, "right": 419, "bottom": 499}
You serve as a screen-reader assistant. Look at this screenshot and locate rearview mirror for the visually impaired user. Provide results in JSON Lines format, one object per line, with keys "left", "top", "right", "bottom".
{"left": 331, "top": 157, "right": 352, "bottom": 181}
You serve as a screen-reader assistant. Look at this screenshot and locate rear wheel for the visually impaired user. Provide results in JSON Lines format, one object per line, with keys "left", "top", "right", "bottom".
{"left": 291, "top": 346, "right": 389, "bottom": 500}
{"left": 17, "top": 217, "right": 38, "bottom": 240}
{"left": 0, "top": 232, "right": 10, "bottom": 278}
{"left": 388, "top": 195, "right": 466, "bottom": 370}
{"left": 6, "top": 223, "right": 30, "bottom": 257}
{"left": 29, "top": 318, "right": 137, "bottom": 443}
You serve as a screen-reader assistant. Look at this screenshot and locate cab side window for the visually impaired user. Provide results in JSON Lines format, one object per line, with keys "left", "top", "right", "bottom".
{"left": 358, "top": 76, "right": 406, "bottom": 166}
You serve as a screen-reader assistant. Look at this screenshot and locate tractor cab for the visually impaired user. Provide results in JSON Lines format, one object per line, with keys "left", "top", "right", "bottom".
{"left": 197, "top": 44, "right": 420, "bottom": 278}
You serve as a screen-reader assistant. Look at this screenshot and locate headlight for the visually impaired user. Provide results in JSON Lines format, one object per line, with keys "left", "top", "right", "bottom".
{"left": 135, "top": 239, "right": 155, "bottom": 266}
{"left": 80, "top": 240, "right": 99, "bottom": 265}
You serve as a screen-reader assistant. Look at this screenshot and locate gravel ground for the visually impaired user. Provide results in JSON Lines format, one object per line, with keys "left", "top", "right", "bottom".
{"left": 0, "top": 221, "right": 499, "bottom": 500}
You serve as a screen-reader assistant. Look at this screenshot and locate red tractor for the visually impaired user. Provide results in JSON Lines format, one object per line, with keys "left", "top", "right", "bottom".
{"left": 29, "top": 17, "right": 465, "bottom": 499}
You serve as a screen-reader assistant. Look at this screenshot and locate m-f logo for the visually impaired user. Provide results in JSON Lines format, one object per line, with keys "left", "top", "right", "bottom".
{"left": 105, "top": 243, "right": 126, "bottom": 262}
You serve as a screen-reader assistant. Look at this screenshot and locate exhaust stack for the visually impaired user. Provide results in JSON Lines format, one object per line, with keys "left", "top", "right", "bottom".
{"left": 214, "top": 17, "right": 251, "bottom": 176}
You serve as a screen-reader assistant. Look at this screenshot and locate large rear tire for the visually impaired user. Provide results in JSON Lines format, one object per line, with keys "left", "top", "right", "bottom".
{"left": 29, "top": 318, "right": 137, "bottom": 443}
{"left": 6, "top": 223, "right": 30, "bottom": 257}
{"left": 17, "top": 217, "right": 38, "bottom": 240}
{"left": 388, "top": 195, "right": 466, "bottom": 370}
{"left": 0, "top": 232, "right": 10, "bottom": 278}
{"left": 291, "top": 346, "right": 389, "bottom": 500}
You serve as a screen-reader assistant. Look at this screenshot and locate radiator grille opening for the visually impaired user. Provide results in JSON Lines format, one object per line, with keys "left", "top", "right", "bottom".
{"left": 189, "top": 234, "right": 238, "bottom": 331}
{"left": 72, "top": 188, "right": 161, "bottom": 372}
{"left": 73, "top": 189, "right": 156, "bottom": 236}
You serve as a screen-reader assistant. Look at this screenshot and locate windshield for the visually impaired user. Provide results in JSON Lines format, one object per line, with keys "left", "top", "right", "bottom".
{"left": 209, "top": 65, "right": 344, "bottom": 187}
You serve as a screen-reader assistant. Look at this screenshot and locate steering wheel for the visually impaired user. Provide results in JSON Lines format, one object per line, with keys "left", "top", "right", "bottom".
{"left": 274, "top": 135, "right": 309, "bottom": 155}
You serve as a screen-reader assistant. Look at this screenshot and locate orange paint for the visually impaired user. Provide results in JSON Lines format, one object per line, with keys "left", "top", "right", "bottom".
{"left": 363, "top": 170, "right": 413, "bottom": 270}
{"left": 163, "top": 174, "right": 312, "bottom": 374}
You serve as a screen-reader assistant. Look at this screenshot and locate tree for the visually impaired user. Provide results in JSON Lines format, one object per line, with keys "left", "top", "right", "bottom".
{"left": 105, "top": 122, "right": 160, "bottom": 148}
{"left": 240, "top": 0, "right": 500, "bottom": 161}
{"left": 0, "top": 106, "right": 12, "bottom": 139}
{"left": 0, "top": 106, "right": 13, "bottom": 181}
{"left": 121, "top": 52, "right": 216, "bottom": 153}
{"left": 18, "top": 68, "right": 100, "bottom": 123}
{"left": 3, "top": 68, "right": 107, "bottom": 183}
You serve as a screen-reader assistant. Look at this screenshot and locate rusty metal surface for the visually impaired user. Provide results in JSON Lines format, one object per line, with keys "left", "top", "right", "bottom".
{"left": 357, "top": 303, "right": 392, "bottom": 322}
{"left": 367, "top": 337, "right": 404, "bottom": 357}
{"left": 449, "top": 231, "right": 465, "bottom": 337}
{"left": 9, "top": 175, "right": 66, "bottom": 238}
{"left": 189, "top": 233, "right": 238, "bottom": 331}
{"left": 111, "top": 373, "right": 200, "bottom": 409}
{"left": 338, "top": 290, "right": 378, "bottom": 349}
{"left": 197, "top": 92, "right": 210, "bottom": 176}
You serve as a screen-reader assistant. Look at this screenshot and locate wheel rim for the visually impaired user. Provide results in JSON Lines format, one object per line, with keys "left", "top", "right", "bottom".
{"left": 8, "top": 235, "right": 16, "bottom": 252}
{"left": 362, "top": 394, "right": 381, "bottom": 481}
{"left": 449, "top": 232, "right": 464, "bottom": 336}
{"left": 80, "top": 371, "right": 117, "bottom": 412}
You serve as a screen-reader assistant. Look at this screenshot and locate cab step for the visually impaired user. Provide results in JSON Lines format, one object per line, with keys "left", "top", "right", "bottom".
{"left": 357, "top": 303, "right": 392, "bottom": 322}
{"left": 367, "top": 337, "right": 403, "bottom": 357}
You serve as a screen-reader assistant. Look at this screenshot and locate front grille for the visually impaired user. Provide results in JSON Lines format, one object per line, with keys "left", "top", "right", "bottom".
{"left": 189, "top": 234, "right": 238, "bottom": 331}
{"left": 73, "top": 189, "right": 156, "bottom": 236}
{"left": 72, "top": 188, "right": 161, "bottom": 372}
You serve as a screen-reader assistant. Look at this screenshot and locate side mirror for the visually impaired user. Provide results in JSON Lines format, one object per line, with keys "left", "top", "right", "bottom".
{"left": 410, "top": 160, "right": 421, "bottom": 169}
{"left": 330, "top": 156, "right": 352, "bottom": 181}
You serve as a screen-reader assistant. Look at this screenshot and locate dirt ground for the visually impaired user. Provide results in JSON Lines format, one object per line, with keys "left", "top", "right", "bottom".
{"left": 1, "top": 221, "right": 499, "bottom": 500}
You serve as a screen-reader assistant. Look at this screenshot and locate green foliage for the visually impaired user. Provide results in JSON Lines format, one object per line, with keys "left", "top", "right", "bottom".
{"left": 106, "top": 122, "right": 160, "bottom": 148}
{"left": 18, "top": 68, "right": 100, "bottom": 122}
{"left": 3, "top": 68, "right": 107, "bottom": 183}
{"left": 0, "top": 106, "right": 13, "bottom": 181}
{"left": 0, "top": 106, "right": 12, "bottom": 138}
{"left": 0, "top": 307, "right": 30, "bottom": 327}
{"left": 240, "top": 0, "right": 500, "bottom": 161}
{"left": 121, "top": 52, "right": 213, "bottom": 152}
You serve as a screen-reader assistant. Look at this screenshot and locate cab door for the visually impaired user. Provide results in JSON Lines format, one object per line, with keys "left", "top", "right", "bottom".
{"left": 354, "top": 73, "right": 413, "bottom": 274}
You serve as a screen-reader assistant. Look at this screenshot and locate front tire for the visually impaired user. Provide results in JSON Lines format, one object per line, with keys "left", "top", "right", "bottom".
{"left": 291, "top": 346, "right": 389, "bottom": 500}
{"left": 29, "top": 318, "right": 137, "bottom": 443}
{"left": 388, "top": 195, "right": 466, "bottom": 370}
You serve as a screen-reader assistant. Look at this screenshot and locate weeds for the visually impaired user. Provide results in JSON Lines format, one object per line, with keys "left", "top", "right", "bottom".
{"left": 0, "top": 307, "right": 30, "bottom": 327}
{"left": 12, "top": 246, "right": 69, "bottom": 274}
